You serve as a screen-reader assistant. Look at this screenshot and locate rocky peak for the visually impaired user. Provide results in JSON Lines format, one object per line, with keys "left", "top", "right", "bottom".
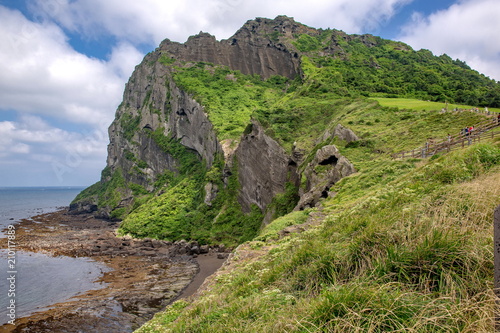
{"left": 158, "top": 16, "right": 302, "bottom": 79}
{"left": 234, "top": 15, "right": 315, "bottom": 40}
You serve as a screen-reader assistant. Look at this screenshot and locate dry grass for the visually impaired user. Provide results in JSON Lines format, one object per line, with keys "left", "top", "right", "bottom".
{"left": 136, "top": 144, "right": 500, "bottom": 333}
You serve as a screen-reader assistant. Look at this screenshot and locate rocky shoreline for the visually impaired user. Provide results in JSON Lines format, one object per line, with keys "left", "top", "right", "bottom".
{"left": 0, "top": 209, "right": 228, "bottom": 333}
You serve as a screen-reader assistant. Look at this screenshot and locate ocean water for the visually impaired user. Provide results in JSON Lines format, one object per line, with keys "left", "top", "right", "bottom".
{"left": 0, "top": 187, "right": 84, "bottom": 237}
{"left": 0, "top": 187, "right": 111, "bottom": 326}
{"left": 0, "top": 250, "right": 110, "bottom": 325}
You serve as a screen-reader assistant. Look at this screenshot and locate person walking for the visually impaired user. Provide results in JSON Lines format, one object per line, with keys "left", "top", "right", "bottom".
{"left": 468, "top": 126, "right": 474, "bottom": 145}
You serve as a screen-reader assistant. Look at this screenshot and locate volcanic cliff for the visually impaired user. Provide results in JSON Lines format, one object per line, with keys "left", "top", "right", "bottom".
{"left": 71, "top": 15, "right": 499, "bottom": 245}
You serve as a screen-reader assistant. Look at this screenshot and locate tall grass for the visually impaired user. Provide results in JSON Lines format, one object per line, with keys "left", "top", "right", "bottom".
{"left": 136, "top": 142, "right": 500, "bottom": 332}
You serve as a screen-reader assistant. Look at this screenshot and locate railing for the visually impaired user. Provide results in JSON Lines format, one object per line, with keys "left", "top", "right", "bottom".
{"left": 393, "top": 119, "right": 500, "bottom": 159}
{"left": 451, "top": 107, "right": 500, "bottom": 117}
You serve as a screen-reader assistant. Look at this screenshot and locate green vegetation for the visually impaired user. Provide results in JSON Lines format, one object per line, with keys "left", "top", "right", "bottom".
{"left": 137, "top": 140, "right": 500, "bottom": 333}
{"left": 255, "top": 210, "right": 310, "bottom": 242}
{"left": 99, "top": 33, "right": 499, "bottom": 243}
{"left": 71, "top": 167, "right": 128, "bottom": 219}
{"left": 61, "top": 20, "right": 500, "bottom": 333}
{"left": 72, "top": 24, "right": 500, "bottom": 331}
{"left": 159, "top": 55, "right": 176, "bottom": 66}
{"left": 172, "top": 64, "right": 288, "bottom": 140}
{"left": 119, "top": 113, "right": 141, "bottom": 141}
{"left": 292, "top": 33, "right": 323, "bottom": 52}
{"left": 374, "top": 97, "right": 500, "bottom": 113}
{"left": 266, "top": 182, "right": 300, "bottom": 220}
{"left": 118, "top": 130, "right": 264, "bottom": 246}
{"left": 288, "top": 31, "right": 500, "bottom": 106}
{"left": 133, "top": 36, "right": 500, "bottom": 329}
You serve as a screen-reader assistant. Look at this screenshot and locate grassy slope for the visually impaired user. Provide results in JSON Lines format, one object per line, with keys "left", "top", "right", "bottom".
{"left": 134, "top": 77, "right": 500, "bottom": 331}
{"left": 131, "top": 51, "right": 500, "bottom": 331}
{"left": 373, "top": 98, "right": 500, "bottom": 114}
{"left": 137, "top": 139, "right": 500, "bottom": 333}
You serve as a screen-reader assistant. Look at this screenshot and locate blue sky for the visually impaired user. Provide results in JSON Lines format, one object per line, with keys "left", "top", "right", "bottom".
{"left": 0, "top": 0, "right": 499, "bottom": 187}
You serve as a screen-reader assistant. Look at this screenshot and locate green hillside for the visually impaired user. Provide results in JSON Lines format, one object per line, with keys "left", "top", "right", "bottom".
{"left": 74, "top": 20, "right": 500, "bottom": 245}
{"left": 139, "top": 146, "right": 499, "bottom": 332}
{"left": 133, "top": 47, "right": 500, "bottom": 331}
{"left": 117, "top": 58, "right": 495, "bottom": 245}
{"left": 373, "top": 97, "right": 500, "bottom": 113}
{"left": 135, "top": 99, "right": 500, "bottom": 331}
{"left": 71, "top": 17, "right": 500, "bottom": 331}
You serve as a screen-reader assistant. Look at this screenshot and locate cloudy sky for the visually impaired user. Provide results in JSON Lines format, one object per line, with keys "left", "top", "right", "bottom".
{"left": 1, "top": 0, "right": 499, "bottom": 187}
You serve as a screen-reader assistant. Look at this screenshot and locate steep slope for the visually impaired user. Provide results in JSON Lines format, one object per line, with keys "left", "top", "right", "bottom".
{"left": 138, "top": 142, "right": 500, "bottom": 333}
{"left": 71, "top": 15, "right": 500, "bottom": 248}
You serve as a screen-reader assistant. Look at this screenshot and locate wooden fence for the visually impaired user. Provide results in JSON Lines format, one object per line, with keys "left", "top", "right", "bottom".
{"left": 393, "top": 119, "right": 500, "bottom": 159}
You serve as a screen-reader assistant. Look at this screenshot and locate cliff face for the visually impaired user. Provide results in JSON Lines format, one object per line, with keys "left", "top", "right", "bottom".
{"left": 108, "top": 51, "right": 222, "bottom": 186}
{"left": 236, "top": 121, "right": 296, "bottom": 213}
{"left": 158, "top": 16, "right": 307, "bottom": 79}
{"left": 71, "top": 15, "right": 356, "bottom": 243}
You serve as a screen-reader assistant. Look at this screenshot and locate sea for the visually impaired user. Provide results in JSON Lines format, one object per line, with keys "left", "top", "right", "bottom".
{"left": 0, "top": 187, "right": 110, "bottom": 326}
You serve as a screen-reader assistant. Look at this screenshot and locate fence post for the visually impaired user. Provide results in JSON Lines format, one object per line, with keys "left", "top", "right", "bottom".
{"left": 494, "top": 205, "right": 500, "bottom": 331}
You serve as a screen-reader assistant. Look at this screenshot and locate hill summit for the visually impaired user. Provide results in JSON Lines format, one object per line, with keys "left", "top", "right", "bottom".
{"left": 70, "top": 15, "right": 500, "bottom": 332}
{"left": 71, "top": 15, "right": 500, "bottom": 245}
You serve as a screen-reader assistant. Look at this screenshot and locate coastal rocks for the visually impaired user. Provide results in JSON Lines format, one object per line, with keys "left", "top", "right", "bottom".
{"left": 0, "top": 210, "right": 231, "bottom": 333}
{"left": 68, "top": 200, "right": 98, "bottom": 215}
{"left": 295, "top": 145, "right": 356, "bottom": 210}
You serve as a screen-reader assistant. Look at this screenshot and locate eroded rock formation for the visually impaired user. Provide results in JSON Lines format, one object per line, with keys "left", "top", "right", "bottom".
{"left": 295, "top": 145, "right": 356, "bottom": 210}
{"left": 71, "top": 15, "right": 356, "bottom": 233}
{"left": 158, "top": 16, "right": 307, "bottom": 79}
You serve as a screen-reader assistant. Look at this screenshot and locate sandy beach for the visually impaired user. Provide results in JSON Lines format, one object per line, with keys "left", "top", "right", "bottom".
{"left": 0, "top": 209, "right": 227, "bottom": 333}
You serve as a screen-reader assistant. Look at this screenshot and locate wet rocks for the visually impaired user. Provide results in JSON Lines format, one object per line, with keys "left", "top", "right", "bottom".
{"left": 0, "top": 209, "right": 228, "bottom": 333}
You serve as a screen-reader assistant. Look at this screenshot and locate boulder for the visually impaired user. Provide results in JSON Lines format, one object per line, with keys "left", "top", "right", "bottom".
{"left": 295, "top": 145, "right": 356, "bottom": 210}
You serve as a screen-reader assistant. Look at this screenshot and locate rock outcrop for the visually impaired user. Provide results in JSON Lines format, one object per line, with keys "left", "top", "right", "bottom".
{"left": 92, "top": 52, "right": 224, "bottom": 217}
{"left": 158, "top": 16, "right": 307, "bottom": 79}
{"left": 235, "top": 121, "right": 297, "bottom": 213}
{"left": 295, "top": 145, "right": 356, "bottom": 210}
{"left": 71, "top": 15, "right": 357, "bottom": 237}
{"left": 107, "top": 52, "right": 223, "bottom": 183}
{"left": 317, "top": 123, "right": 360, "bottom": 144}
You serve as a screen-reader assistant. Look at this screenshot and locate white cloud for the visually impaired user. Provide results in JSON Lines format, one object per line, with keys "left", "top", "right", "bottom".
{"left": 398, "top": 0, "right": 500, "bottom": 81}
{"left": 0, "top": 6, "right": 141, "bottom": 127}
{"left": 32, "top": 0, "right": 412, "bottom": 45}
{"left": 0, "top": 5, "right": 144, "bottom": 186}
{"left": 0, "top": 116, "right": 106, "bottom": 153}
{"left": 0, "top": 116, "right": 108, "bottom": 186}
{"left": 10, "top": 143, "right": 30, "bottom": 154}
